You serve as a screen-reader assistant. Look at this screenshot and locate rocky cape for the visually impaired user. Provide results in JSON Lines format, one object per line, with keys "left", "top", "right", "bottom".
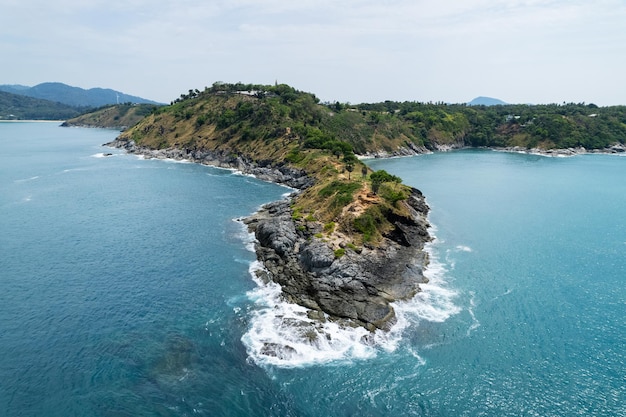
{"left": 106, "top": 137, "right": 432, "bottom": 331}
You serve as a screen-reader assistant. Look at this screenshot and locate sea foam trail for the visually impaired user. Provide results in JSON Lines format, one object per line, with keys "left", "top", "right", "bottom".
{"left": 238, "top": 219, "right": 462, "bottom": 368}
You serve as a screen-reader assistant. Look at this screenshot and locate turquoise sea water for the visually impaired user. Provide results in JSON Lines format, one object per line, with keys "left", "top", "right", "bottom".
{"left": 1, "top": 122, "right": 624, "bottom": 416}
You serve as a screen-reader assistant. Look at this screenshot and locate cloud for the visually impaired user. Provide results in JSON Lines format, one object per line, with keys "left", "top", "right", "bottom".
{"left": 2, "top": 0, "right": 626, "bottom": 104}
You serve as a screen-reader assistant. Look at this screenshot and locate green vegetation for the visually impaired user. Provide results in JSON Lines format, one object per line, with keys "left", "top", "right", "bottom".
{"left": 117, "top": 82, "right": 626, "bottom": 248}
{"left": 353, "top": 207, "right": 387, "bottom": 243}
{"left": 62, "top": 103, "right": 159, "bottom": 129}
{"left": 0, "top": 91, "right": 82, "bottom": 120}
{"left": 370, "top": 170, "right": 402, "bottom": 193}
{"left": 318, "top": 181, "right": 362, "bottom": 213}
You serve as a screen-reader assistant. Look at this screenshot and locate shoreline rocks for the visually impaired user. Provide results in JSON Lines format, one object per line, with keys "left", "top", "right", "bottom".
{"left": 105, "top": 138, "right": 314, "bottom": 189}
{"left": 243, "top": 189, "right": 431, "bottom": 331}
{"left": 106, "top": 137, "right": 432, "bottom": 331}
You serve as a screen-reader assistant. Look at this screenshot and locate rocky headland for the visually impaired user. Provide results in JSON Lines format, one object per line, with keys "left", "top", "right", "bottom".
{"left": 100, "top": 83, "right": 625, "bottom": 335}
{"left": 244, "top": 188, "right": 430, "bottom": 331}
{"left": 106, "top": 137, "right": 432, "bottom": 331}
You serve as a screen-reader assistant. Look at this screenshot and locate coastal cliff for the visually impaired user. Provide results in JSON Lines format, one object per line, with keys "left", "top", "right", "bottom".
{"left": 106, "top": 133, "right": 432, "bottom": 330}
{"left": 100, "top": 82, "right": 460, "bottom": 332}
{"left": 244, "top": 188, "right": 430, "bottom": 331}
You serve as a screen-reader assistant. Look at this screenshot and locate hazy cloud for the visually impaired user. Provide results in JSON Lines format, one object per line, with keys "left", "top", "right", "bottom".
{"left": 2, "top": 0, "right": 625, "bottom": 104}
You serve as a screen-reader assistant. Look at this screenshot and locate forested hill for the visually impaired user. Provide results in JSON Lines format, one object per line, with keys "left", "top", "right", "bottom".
{"left": 0, "top": 90, "right": 82, "bottom": 120}
{"left": 61, "top": 103, "right": 159, "bottom": 130}
{"left": 112, "top": 82, "right": 625, "bottom": 330}
{"left": 0, "top": 82, "right": 161, "bottom": 108}
{"left": 122, "top": 82, "right": 626, "bottom": 156}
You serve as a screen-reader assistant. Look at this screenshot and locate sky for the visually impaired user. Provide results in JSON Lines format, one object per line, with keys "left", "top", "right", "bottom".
{"left": 2, "top": 0, "right": 626, "bottom": 105}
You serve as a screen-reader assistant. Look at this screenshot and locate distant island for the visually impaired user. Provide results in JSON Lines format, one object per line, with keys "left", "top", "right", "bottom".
{"left": 468, "top": 96, "right": 508, "bottom": 106}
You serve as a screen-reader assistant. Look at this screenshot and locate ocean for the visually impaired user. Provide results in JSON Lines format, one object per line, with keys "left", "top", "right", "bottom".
{"left": 1, "top": 122, "right": 624, "bottom": 416}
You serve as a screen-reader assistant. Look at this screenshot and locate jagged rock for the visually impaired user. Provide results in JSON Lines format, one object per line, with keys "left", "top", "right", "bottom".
{"left": 245, "top": 188, "right": 431, "bottom": 331}
{"left": 104, "top": 139, "right": 314, "bottom": 189}
{"left": 106, "top": 137, "right": 432, "bottom": 331}
{"left": 255, "top": 218, "right": 297, "bottom": 257}
{"left": 300, "top": 241, "right": 335, "bottom": 270}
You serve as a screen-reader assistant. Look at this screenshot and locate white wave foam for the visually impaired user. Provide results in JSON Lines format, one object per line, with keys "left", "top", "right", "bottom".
{"left": 456, "top": 245, "right": 473, "bottom": 252}
{"left": 90, "top": 152, "right": 113, "bottom": 158}
{"left": 241, "top": 260, "right": 378, "bottom": 368}
{"left": 14, "top": 176, "right": 40, "bottom": 183}
{"left": 240, "top": 225, "right": 461, "bottom": 368}
{"left": 163, "top": 157, "right": 191, "bottom": 164}
{"left": 466, "top": 291, "right": 481, "bottom": 336}
{"left": 393, "top": 244, "right": 461, "bottom": 326}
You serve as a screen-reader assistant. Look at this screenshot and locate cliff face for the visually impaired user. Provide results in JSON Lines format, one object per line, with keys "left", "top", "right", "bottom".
{"left": 244, "top": 188, "right": 430, "bottom": 331}
{"left": 104, "top": 84, "right": 436, "bottom": 332}
{"left": 106, "top": 138, "right": 314, "bottom": 189}
{"left": 106, "top": 136, "right": 432, "bottom": 331}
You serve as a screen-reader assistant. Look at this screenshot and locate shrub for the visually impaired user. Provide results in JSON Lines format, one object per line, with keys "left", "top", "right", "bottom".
{"left": 285, "top": 148, "right": 306, "bottom": 164}
{"left": 318, "top": 181, "right": 361, "bottom": 209}
{"left": 353, "top": 207, "right": 385, "bottom": 242}
{"left": 370, "top": 169, "right": 402, "bottom": 194}
{"left": 379, "top": 183, "right": 408, "bottom": 205}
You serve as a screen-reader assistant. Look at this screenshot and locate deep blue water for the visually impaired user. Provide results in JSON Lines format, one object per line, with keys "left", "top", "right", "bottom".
{"left": 1, "top": 123, "right": 624, "bottom": 417}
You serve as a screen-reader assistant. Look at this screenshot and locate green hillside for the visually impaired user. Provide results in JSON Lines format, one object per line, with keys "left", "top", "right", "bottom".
{"left": 62, "top": 103, "right": 159, "bottom": 130}
{"left": 0, "top": 90, "right": 82, "bottom": 120}
{"left": 118, "top": 82, "right": 626, "bottom": 246}
{"left": 119, "top": 83, "right": 417, "bottom": 246}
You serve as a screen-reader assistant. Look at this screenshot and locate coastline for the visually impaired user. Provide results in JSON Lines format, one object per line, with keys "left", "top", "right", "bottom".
{"left": 105, "top": 137, "right": 433, "bottom": 333}
{"left": 359, "top": 142, "right": 626, "bottom": 160}
{"left": 103, "top": 135, "right": 622, "bottom": 334}
{"left": 0, "top": 119, "right": 64, "bottom": 123}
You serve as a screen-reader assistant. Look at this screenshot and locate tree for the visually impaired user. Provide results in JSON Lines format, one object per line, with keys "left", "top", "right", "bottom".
{"left": 345, "top": 162, "right": 354, "bottom": 180}
{"left": 370, "top": 169, "right": 401, "bottom": 194}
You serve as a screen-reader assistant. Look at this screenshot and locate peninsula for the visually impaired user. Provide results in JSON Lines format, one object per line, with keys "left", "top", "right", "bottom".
{"left": 106, "top": 83, "right": 432, "bottom": 331}
{"left": 104, "top": 82, "right": 626, "bottom": 330}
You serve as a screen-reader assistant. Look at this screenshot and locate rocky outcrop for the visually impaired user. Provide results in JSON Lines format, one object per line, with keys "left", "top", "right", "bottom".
{"left": 244, "top": 188, "right": 431, "bottom": 331}
{"left": 107, "top": 136, "right": 432, "bottom": 331}
{"left": 494, "top": 143, "right": 626, "bottom": 157}
{"left": 105, "top": 138, "right": 314, "bottom": 189}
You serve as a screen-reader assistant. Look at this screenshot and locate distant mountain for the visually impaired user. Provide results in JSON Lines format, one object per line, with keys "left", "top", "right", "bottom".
{"left": 468, "top": 96, "right": 508, "bottom": 106}
{"left": 0, "top": 82, "right": 161, "bottom": 107}
{"left": 0, "top": 90, "right": 82, "bottom": 120}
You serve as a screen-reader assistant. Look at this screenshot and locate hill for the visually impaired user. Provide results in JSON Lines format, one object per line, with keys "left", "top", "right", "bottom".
{"left": 106, "top": 81, "right": 626, "bottom": 331}
{"left": 468, "top": 96, "right": 507, "bottom": 106}
{"left": 0, "top": 82, "right": 161, "bottom": 107}
{"left": 109, "top": 82, "right": 431, "bottom": 330}
{"left": 0, "top": 90, "right": 82, "bottom": 120}
{"left": 61, "top": 103, "right": 159, "bottom": 130}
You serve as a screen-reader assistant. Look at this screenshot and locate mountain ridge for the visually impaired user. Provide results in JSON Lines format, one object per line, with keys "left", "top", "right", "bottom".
{"left": 0, "top": 90, "right": 82, "bottom": 120}
{"left": 0, "top": 82, "right": 162, "bottom": 107}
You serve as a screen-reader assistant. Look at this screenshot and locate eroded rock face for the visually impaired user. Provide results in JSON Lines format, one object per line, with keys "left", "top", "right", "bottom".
{"left": 245, "top": 189, "right": 431, "bottom": 331}
{"left": 106, "top": 137, "right": 432, "bottom": 331}
{"left": 104, "top": 139, "right": 315, "bottom": 189}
